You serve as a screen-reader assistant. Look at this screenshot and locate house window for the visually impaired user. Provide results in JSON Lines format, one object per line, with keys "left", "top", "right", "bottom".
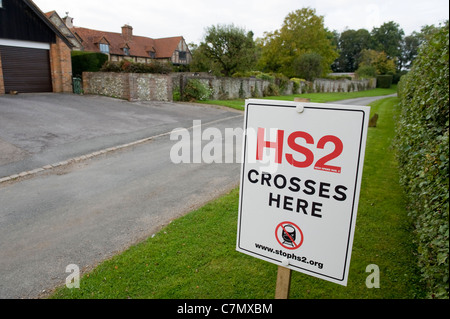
{"left": 123, "top": 47, "right": 130, "bottom": 56}
{"left": 149, "top": 51, "right": 156, "bottom": 59}
{"left": 0, "top": 0, "right": 3, "bottom": 8}
{"left": 179, "top": 51, "right": 187, "bottom": 60}
{"left": 100, "top": 43, "right": 110, "bottom": 54}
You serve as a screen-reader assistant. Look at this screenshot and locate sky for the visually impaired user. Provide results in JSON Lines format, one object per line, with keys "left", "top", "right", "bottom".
{"left": 33, "top": 0, "right": 449, "bottom": 44}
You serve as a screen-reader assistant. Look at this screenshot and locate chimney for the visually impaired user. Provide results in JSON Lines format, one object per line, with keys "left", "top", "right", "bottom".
{"left": 63, "top": 12, "right": 74, "bottom": 28}
{"left": 122, "top": 24, "right": 133, "bottom": 41}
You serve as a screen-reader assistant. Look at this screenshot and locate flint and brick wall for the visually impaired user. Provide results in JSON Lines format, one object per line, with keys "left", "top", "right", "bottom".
{"left": 82, "top": 72, "right": 173, "bottom": 102}
{"left": 172, "top": 73, "right": 376, "bottom": 100}
{"left": 81, "top": 71, "right": 375, "bottom": 102}
{"left": 312, "top": 78, "right": 377, "bottom": 93}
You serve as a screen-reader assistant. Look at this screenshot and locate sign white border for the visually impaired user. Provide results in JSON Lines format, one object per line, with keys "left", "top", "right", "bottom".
{"left": 236, "top": 99, "right": 370, "bottom": 286}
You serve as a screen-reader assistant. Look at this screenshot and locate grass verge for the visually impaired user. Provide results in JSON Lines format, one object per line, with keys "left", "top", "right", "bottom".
{"left": 51, "top": 95, "right": 425, "bottom": 299}
{"left": 198, "top": 86, "right": 397, "bottom": 111}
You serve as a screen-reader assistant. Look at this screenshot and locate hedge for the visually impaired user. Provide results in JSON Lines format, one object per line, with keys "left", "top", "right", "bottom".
{"left": 182, "top": 79, "right": 213, "bottom": 101}
{"left": 100, "top": 60, "right": 172, "bottom": 74}
{"left": 71, "top": 51, "right": 108, "bottom": 78}
{"left": 396, "top": 23, "right": 449, "bottom": 299}
{"left": 376, "top": 74, "right": 393, "bottom": 88}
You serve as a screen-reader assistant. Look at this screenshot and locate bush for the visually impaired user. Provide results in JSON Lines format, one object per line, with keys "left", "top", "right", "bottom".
{"left": 392, "top": 70, "right": 408, "bottom": 84}
{"left": 232, "top": 71, "right": 275, "bottom": 82}
{"left": 376, "top": 75, "right": 393, "bottom": 88}
{"left": 263, "top": 83, "right": 279, "bottom": 96}
{"left": 396, "top": 23, "right": 449, "bottom": 299}
{"left": 182, "top": 79, "right": 213, "bottom": 101}
{"left": 172, "top": 86, "right": 181, "bottom": 101}
{"left": 293, "top": 53, "right": 323, "bottom": 81}
{"left": 324, "top": 75, "right": 352, "bottom": 80}
{"left": 100, "top": 60, "right": 172, "bottom": 74}
{"left": 99, "top": 60, "right": 122, "bottom": 73}
{"left": 356, "top": 65, "right": 377, "bottom": 79}
{"left": 71, "top": 52, "right": 109, "bottom": 77}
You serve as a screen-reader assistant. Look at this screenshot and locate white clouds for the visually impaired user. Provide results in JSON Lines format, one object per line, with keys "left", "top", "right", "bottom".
{"left": 314, "top": 0, "right": 448, "bottom": 34}
{"left": 33, "top": 0, "right": 449, "bottom": 43}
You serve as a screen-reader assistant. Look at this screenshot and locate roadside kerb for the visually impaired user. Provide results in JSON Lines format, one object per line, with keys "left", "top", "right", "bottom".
{"left": 0, "top": 114, "right": 243, "bottom": 185}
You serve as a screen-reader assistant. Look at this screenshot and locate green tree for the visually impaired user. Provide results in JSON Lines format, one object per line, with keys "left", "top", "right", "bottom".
{"left": 371, "top": 21, "right": 405, "bottom": 70}
{"left": 292, "top": 53, "right": 323, "bottom": 81}
{"left": 358, "top": 49, "right": 396, "bottom": 75}
{"left": 400, "top": 32, "right": 421, "bottom": 70}
{"left": 334, "top": 29, "right": 372, "bottom": 72}
{"left": 400, "top": 21, "right": 450, "bottom": 70}
{"left": 189, "top": 43, "right": 221, "bottom": 75}
{"left": 196, "top": 24, "right": 257, "bottom": 77}
{"left": 259, "top": 7, "right": 338, "bottom": 78}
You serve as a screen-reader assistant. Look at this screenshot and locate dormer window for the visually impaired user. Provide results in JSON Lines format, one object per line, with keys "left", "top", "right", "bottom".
{"left": 149, "top": 51, "right": 156, "bottom": 59}
{"left": 100, "top": 43, "right": 109, "bottom": 54}
{"left": 123, "top": 47, "right": 130, "bottom": 56}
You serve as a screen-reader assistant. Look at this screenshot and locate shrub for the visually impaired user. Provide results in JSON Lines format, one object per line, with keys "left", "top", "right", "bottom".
{"left": 392, "top": 70, "right": 408, "bottom": 84}
{"left": 182, "top": 79, "right": 213, "bottom": 101}
{"left": 324, "top": 75, "right": 352, "bottom": 80}
{"left": 273, "top": 73, "right": 290, "bottom": 93}
{"left": 263, "top": 83, "right": 280, "bottom": 96}
{"left": 232, "top": 71, "right": 275, "bottom": 82}
{"left": 293, "top": 53, "right": 324, "bottom": 81}
{"left": 172, "top": 86, "right": 181, "bottom": 101}
{"left": 396, "top": 23, "right": 449, "bottom": 299}
{"left": 99, "top": 60, "right": 122, "bottom": 73}
{"left": 376, "top": 75, "right": 393, "bottom": 88}
{"left": 72, "top": 52, "right": 109, "bottom": 77}
{"left": 356, "top": 65, "right": 377, "bottom": 79}
{"left": 290, "top": 78, "right": 306, "bottom": 94}
{"left": 100, "top": 60, "right": 172, "bottom": 74}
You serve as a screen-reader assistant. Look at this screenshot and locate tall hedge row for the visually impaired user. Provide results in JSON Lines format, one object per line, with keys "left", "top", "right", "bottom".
{"left": 71, "top": 52, "right": 109, "bottom": 78}
{"left": 396, "top": 24, "right": 449, "bottom": 298}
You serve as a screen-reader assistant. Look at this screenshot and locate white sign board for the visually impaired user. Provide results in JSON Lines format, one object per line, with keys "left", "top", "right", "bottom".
{"left": 236, "top": 99, "right": 370, "bottom": 286}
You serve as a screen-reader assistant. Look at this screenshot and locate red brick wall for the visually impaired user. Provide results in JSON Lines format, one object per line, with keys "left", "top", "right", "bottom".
{"left": 0, "top": 51, "right": 4, "bottom": 95}
{"left": 50, "top": 38, "right": 73, "bottom": 93}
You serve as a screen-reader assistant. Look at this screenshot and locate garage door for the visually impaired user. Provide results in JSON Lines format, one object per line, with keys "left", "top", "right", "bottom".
{"left": 0, "top": 45, "right": 52, "bottom": 93}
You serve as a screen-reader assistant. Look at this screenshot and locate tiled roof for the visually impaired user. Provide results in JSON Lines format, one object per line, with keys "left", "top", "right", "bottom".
{"left": 72, "top": 26, "right": 184, "bottom": 59}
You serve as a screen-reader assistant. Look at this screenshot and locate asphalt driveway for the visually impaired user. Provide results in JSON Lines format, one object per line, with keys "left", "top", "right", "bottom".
{"left": 0, "top": 93, "right": 245, "bottom": 299}
{"left": 0, "top": 93, "right": 239, "bottom": 178}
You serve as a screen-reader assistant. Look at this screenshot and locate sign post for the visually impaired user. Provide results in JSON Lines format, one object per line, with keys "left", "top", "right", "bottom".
{"left": 274, "top": 97, "right": 310, "bottom": 299}
{"left": 237, "top": 99, "right": 370, "bottom": 294}
{"left": 275, "top": 264, "right": 292, "bottom": 299}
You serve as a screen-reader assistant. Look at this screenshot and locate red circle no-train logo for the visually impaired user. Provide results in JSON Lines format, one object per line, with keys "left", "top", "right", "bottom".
{"left": 275, "top": 221, "right": 304, "bottom": 250}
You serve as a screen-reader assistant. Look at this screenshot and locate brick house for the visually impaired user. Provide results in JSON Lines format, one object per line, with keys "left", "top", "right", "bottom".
{"left": 0, "top": 0, "right": 74, "bottom": 94}
{"left": 70, "top": 22, "right": 192, "bottom": 66}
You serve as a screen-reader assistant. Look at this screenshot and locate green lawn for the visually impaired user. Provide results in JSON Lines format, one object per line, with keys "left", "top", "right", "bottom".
{"left": 50, "top": 92, "right": 425, "bottom": 299}
{"left": 198, "top": 86, "right": 397, "bottom": 111}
